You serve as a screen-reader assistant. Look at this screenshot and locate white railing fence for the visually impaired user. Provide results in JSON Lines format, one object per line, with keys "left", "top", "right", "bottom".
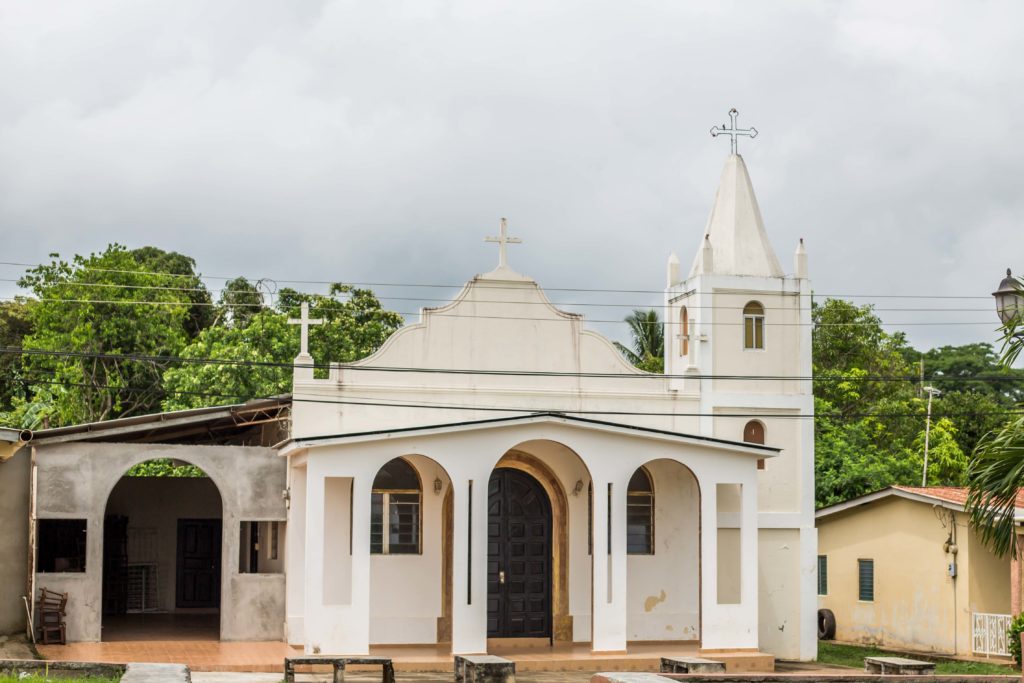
{"left": 972, "top": 612, "right": 1014, "bottom": 657}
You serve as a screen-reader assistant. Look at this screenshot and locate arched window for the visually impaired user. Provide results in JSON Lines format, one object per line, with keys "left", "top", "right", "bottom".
{"left": 743, "top": 301, "right": 765, "bottom": 350}
{"left": 371, "top": 458, "right": 421, "bottom": 554}
{"left": 679, "top": 306, "right": 689, "bottom": 357}
{"left": 627, "top": 467, "right": 654, "bottom": 555}
{"left": 744, "top": 420, "right": 766, "bottom": 470}
{"left": 743, "top": 420, "right": 765, "bottom": 445}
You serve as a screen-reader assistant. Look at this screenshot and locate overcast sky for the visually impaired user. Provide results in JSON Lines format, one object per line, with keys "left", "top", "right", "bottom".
{"left": 1, "top": 1, "right": 1021, "bottom": 352}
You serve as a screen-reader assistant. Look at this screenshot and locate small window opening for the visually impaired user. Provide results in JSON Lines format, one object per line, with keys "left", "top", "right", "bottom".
{"left": 858, "top": 559, "right": 874, "bottom": 602}
{"left": 743, "top": 301, "right": 765, "bottom": 350}
{"left": 38, "top": 519, "right": 87, "bottom": 573}
{"left": 627, "top": 468, "right": 654, "bottom": 555}
{"left": 239, "top": 521, "right": 285, "bottom": 573}
{"left": 818, "top": 555, "right": 828, "bottom": 596}
{"left": 680, "top": 306, "right": 689, "bottom": 357}
{"left": 371, "top": 458, "right": 422, "bottom": 554}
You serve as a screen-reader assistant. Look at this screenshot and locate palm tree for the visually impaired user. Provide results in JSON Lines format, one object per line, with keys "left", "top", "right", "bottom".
{"left": 966, "top": 273, "right": 1024, "bottom": 557}
{"left": 614, "top": 309, "right": 664, "bottom": 373}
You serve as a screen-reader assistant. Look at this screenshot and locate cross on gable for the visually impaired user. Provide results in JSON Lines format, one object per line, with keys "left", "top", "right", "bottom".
{"left": 484, "top": 217, "right": 522, "bottom": 269}
{"left": 287, "top": 301, "right": 324, "bottom": 357}
{"left": 710, "top": 108, "right": 758, "bottom": 155}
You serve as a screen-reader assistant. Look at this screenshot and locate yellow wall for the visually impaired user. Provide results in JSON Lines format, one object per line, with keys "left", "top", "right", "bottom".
{"left": 817, "top": 496, "right": 1009, "bottom": 655}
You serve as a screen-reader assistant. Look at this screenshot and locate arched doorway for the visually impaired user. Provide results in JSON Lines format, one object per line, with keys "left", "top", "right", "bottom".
{"left": 487, "top": 467, "right": 552, "bottom": 639}
{"left": 102, "top": 459, "right": 223, "bottom": 641}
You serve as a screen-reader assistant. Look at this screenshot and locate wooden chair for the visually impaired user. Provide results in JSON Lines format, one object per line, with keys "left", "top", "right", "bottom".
{"left": 38, "top": 587, "right": 68, "bottom": 645}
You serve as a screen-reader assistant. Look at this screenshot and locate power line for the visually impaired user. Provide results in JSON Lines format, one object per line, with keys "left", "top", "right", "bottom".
{"left": 3, "top": 346, "right": 1022, "bottom": 384}
{"left": 0, "top": 297, "right": 998, "bottom": 326}
{"left": 9, "top": 375, "right": 1023, "bottom": 421}
{"left": 0, "top": 260, "right": 999, "bottom": 299}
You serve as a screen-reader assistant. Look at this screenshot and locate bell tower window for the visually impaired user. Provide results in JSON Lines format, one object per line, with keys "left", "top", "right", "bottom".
{"left": 743, "top": 301, "right": 765, "bottom": 350}
{"left": 679, "top": 306, "right": 689, "bottom": 357}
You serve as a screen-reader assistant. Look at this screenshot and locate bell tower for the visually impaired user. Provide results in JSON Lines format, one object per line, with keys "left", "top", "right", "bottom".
{"left": 664, "top": 110, "right": 816, "bottom": 661}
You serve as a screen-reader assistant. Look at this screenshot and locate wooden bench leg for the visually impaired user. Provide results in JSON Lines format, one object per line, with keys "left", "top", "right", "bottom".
{"left": 333, "top": 661, "right": 345, "bottom": 683}
{"left": 382, "top": 661, "right": 395, "bottom": 683}
{"left": 284, "top": 660, "right": 294, "bottom": 683}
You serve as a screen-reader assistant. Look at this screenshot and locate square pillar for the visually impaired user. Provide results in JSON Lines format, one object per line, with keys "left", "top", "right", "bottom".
{"left": 303, "top": 465, "right": 372, "bottom": 654}
{"left": 591, "top": 477, "right": 627, "bottom": 652}
{"left": 285, "top": 462, "right": 307, "bottom": 644}
{"left": 451, "top": 476, "right": 488, "bottom": 654}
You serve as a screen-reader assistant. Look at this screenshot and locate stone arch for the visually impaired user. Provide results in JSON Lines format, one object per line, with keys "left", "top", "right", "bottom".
{"left": 493, "top": 442, "right": 591, "bottom": 643}
{"left": 101, "top": 458, "right": 225, "bottom": 640}
{"left": 367, "top": 453, "right": 453, "bottom": 646}
{"left": 628, "top": 457, "right": 702, "bottom": 644}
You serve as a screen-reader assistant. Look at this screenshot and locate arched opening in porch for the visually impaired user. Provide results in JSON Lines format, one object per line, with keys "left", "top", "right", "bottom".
{"left": 485, "top": 440, "right": 592, "bottom": 644}
{"left": 367, "top": 454, "right": 453, "bottom": 648}
{"left": 626, "top": 458, "right": 700, "bottom": 643}
{"left": 101, "top": 459, "right": 223, "bottom": 641}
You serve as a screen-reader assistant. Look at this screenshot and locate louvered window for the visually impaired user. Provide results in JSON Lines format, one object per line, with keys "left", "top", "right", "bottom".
{"left": 858, "top": 559, "right": 874, "bottom": 602}
{"left": 817, "top": 555, "right": 828, "bottom": 596}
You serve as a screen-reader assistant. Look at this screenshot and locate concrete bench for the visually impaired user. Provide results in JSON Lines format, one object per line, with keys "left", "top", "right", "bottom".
{"left": 864, "top": 656, "right": 936, "bottom": 675}
{"left": 285, "top": 655, "right": 395, "bottom": 683}
{"left": 454, "top": 654, "right": 516, "bottom": 683}
{"left": 660, "top": 656, "right": 726, "bottom": 674}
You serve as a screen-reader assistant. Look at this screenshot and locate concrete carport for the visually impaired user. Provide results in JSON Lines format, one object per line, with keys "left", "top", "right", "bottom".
{"left": 23, "top": 398, "right": 291, "bottom": 643}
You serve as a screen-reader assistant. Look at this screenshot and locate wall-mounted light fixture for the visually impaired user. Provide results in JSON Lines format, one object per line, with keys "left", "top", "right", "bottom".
{"left": 434, "top": 477, "right": 444, "bottom": 495}
{"left": 572, "top": 479, "right": 584, "bottom": 496}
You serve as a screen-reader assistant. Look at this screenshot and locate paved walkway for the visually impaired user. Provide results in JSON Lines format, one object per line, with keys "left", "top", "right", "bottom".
{"left": 194, "top": 672, "right": 599, "bottom": 683}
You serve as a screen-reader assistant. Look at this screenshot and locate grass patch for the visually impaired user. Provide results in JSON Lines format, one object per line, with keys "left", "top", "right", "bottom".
{"left": 817, "top": 641, "right": 1017, "bottom": 675}
{"left": 0, "top": 677, "right": 121, "bottom": 683}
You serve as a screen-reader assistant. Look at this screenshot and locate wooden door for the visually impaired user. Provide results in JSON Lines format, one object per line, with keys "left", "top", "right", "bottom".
{"left": 176, "top": 519, "right": 221, "bottom": 609}
{"left": 486, "top": 468, "right": 552, "bottom": 638}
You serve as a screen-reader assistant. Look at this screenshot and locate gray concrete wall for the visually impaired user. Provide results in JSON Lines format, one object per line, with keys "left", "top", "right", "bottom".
{"left": 0, "top": 448, "right": 30, "bottom": 635}
{"left": 34, "top": 442, "right": 287, "bottom": 642}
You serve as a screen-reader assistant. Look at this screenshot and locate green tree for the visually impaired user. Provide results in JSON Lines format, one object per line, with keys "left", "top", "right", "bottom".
{"left": 0, "top": 300, "right": 32, "bottom": 421}
{"left": 966, "top": 271, "right": 1024, "bottom": 557}
{"left": 217, "top": 277, "right": 265, "bottom": 329}
{"left": 614, "top": 309, "right": 664, "bottom": 373}
{"left": 916, "top": 417, "right": 968, "bottom": 486}
{"left": 161, "top": 286, "right": 403, "bottom": 410}
{"left": 11, "top": 245, "right": 207, "bottom": 428}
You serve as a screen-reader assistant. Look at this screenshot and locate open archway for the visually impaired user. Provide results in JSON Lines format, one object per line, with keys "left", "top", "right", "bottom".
{"left": 102, "top": 458, "right": 223, "bottom": 641}
{"left": 366, "top": 454, "right": 453, "bottom": 647}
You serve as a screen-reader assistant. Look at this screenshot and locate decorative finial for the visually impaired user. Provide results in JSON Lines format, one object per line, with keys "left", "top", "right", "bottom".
{"left": 710, "top": 108, "right": 758, "bottom": 155}
{"left": 287, "top": 301, "right": 324, "bottom": 357}
{"left": 484, "top": 217, "right": 522, "bottom": 269}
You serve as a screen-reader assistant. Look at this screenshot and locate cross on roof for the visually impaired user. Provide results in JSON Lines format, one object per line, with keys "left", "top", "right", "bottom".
{"left": 287, "top": 301, "right": 323, "bottom": 356}
{"left": 710, "top": 108, "right": 758, "bottom": 155}
{"left": 484, "top": 217, "right": 521, "bottom": 269}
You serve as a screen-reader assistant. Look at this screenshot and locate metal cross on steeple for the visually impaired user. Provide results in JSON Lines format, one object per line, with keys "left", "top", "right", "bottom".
{"left": 710, "top": 108, "right": 758, "bottom": 155}
{"left": 288, "top": 301, "right": 323, "bottom": 356}
{"left": 484, "top": 217, "right": 521, "bottom": 269}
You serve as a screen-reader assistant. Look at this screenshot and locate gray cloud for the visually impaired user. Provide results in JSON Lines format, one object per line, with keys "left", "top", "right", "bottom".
{"left": 1, "top": 0, "right": 1021, "bottom": 350}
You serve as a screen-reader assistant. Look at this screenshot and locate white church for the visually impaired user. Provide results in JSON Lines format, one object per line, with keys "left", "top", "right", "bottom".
{"left": 16, "top": 118, "right": 816, "bottom": 665}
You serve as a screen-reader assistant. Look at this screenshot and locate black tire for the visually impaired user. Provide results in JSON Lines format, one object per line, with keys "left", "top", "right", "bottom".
{"left": 818, "top": 608, "right": 837, "bottom": 640}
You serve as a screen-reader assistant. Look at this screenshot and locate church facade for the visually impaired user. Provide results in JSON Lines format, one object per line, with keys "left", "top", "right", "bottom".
{"left": 17, "top": 143, "right": 815, "bottom": 662}
{"left": 283, "top": 150, "right": 816, "bottom": 660}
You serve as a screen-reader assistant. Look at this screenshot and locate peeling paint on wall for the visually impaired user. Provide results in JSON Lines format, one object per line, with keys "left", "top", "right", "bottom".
{"left": 644, "top": 589, "right": 667, "bottom": 612}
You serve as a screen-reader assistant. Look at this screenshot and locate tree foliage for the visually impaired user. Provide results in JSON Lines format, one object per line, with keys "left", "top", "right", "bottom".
{"left": 614, "top": 309, "right": 664, "bottom": 373}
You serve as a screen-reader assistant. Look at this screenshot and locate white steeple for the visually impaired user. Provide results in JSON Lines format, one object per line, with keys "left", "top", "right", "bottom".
{"left": 794, "top": 238, "right": 808, "bottom": 279}
{"left": 688, "top": 154, "right": 784, "bottom": 279}
{"left": 666, "top": 251, "right": 679, "bottom": 287}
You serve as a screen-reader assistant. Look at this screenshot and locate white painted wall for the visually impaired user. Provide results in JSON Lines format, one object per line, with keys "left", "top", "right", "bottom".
{"left": 626, "top": 459, "right": 700, "bottom": 641}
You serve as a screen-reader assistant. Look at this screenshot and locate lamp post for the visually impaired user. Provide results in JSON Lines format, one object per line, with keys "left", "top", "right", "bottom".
{"left": 993, "top": 268, "right": 1023, "bottom": 328}
{"left": 921, "top": 386, "right": 942, "bottom": 486}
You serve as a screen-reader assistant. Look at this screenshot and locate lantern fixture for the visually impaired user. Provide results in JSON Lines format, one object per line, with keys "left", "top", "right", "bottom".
{"left": 993, "top": 268, "right": 1023, "bottom": 326}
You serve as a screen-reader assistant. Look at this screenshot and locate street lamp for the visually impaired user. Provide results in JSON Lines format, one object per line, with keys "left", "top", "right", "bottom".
{"left": 992, "top": 268, "right": 1023, "bottom": 326}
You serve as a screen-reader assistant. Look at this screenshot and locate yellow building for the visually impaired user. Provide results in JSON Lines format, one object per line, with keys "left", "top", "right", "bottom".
{"left": 816, "top": 486, "right": 1019, "bottom": 659}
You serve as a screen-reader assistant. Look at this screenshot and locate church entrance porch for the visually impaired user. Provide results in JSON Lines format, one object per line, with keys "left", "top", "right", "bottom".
{"left": 486, "top": 467, "right": 553, "bottom": 639}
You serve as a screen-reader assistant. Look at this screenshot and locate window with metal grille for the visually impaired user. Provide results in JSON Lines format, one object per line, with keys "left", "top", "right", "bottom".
{"left": 370, "top": 458, "right": 421, "bottom": 554}
{"left": 817, "top": 555, "right": 828, "bottom": 595}
{"left": 858, "top": 559, "right": 874, "bottom": 601}
{"left": 743, "top": 301, "right": 765, "bottom": 350}
{"left": 627, "top": 468, "right": 654, "bottom": 555}
{"left": 37, "top": 519, "right": 87, "bottom": 572}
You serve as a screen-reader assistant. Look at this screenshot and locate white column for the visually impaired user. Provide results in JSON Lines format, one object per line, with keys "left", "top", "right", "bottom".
{"left": 285, "top": 462, "right": 307, "bottom": 644}
{"left": 303, "top": 465, "right": 326, "bottom": 654}
{"left": 451, "top": 476, "right": 488, "bottom": 654}
{"left": 698, "top": 481, "right": 719, "bottom": 648}
{"left": 591, "top": 476, "right": 628, "bottom": 652}
{"left": 348, "top": 474, "right": 373, "bottom": 654}
{"left": 739, "top": 478, "right": 759, "bottom": 645}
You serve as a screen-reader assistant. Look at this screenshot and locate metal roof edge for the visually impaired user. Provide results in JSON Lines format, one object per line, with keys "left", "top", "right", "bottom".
{"left": 816, "top": 487, "right": 965, "bottom": 519}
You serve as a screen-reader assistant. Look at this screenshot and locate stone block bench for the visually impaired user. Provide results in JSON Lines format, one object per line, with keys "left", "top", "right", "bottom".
{"left": 660, "top": 656, "right": 726, "bottom": 674}
{"left": 284, "top": 655, "right": 395, "bottom": 683}
{"left": 121, "top": 663, "right": 191, "bottom": 683}
{"left": 454, "top": 654, "right": 516, "bottom": 683}
{"left": 864, "top": 656, "right": 936, "bottom": 675}
{"left": 590, "top": 674, "right": 675, "bottom": 683}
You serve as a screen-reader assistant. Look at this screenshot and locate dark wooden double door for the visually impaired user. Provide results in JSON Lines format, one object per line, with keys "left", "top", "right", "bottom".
{"left": 486, "top": 468, "right": 552, "bottom": 639}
